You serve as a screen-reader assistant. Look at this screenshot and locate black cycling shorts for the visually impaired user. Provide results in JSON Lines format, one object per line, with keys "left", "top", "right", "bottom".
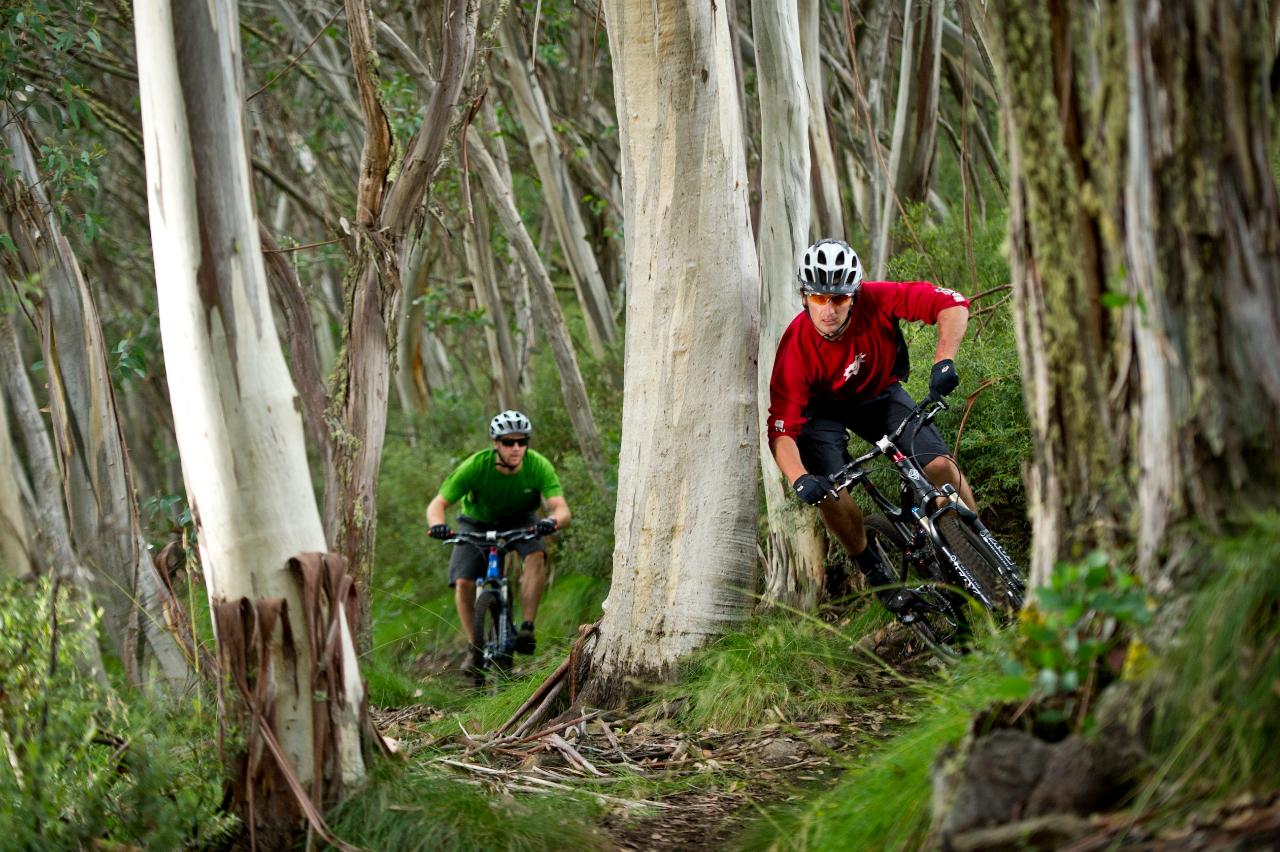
{"left": 797, "top": 383, "right": 953, "bottom": 479}
{"left": 448, "top": 513, "right": 546, "bottom": 587}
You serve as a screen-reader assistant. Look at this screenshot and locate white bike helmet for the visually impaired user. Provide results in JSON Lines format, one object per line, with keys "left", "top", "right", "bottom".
{"left": 797, "top": 238, "right": 864, "bottom": 295}
{"left": 489, "top": 410, "right": 532, "bottom": 439}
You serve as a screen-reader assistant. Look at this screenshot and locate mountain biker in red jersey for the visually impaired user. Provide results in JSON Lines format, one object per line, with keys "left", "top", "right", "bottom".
{"left": 426, "top": 410, "right": 571, "bottom": 657}
{"left": 767, "top": 238, "right": 975, "bottom": 613}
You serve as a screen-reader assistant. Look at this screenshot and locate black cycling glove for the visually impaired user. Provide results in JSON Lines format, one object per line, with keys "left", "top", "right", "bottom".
{"left": 535, "top": 518, "right": 558, "bottom": 536}
{"left": 428, "top": 524, "right": 453, "bottom": 540}
{"left": 793, "top": 474, "right": 836, "bottom": 506}
{"left": 929, "top": 359, "right": 960, "bottom": 398}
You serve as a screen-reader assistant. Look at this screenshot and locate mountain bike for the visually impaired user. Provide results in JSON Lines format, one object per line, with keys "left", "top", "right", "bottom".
{"left": 443, "top": 526, "right": 546, "bottom": 686}
{"left": 828, "top": 393, "right": 1025, "bottom": 653}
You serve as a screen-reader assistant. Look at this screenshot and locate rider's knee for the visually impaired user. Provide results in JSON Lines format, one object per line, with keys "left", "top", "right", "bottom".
{"left": 924, "top": 455, "right": 960, "bottom": 482}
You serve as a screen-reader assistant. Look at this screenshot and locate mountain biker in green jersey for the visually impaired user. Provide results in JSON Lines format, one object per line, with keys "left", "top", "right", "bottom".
{"left": 426, "top": 410, "right": 571, "bottom": 658}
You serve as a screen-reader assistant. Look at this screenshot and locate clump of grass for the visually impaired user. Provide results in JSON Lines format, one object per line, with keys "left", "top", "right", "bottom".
{"left": 674, "top": 606, "right": 892, "bottom": 732}
{"left": 326, "top": 761, "right": 607, "bottom": 851}
{"left": 1142, "top": 512, "right": 1280, "bottom": 804}
{"left": 735, "top": 653, "right": 1025, "bottom": 851}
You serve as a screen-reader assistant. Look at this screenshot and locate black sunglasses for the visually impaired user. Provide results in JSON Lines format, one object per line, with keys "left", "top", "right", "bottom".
{"left": 499, "top": 437, "right": 529, "bottom": 447}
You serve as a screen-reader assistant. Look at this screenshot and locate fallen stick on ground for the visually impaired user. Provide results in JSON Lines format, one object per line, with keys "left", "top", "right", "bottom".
{"left": 547, "top": 732, "right": 605, "bottom": 777}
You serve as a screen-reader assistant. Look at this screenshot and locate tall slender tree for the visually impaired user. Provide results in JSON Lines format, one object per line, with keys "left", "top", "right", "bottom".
{"left": 583, "top": 0, "right": 760, "bottom": 701}
{"left": 134, "top": 0, "right": 372, "bottom": 836}
{"left": 753, "top": 0, "right": 828, "bottom": 610}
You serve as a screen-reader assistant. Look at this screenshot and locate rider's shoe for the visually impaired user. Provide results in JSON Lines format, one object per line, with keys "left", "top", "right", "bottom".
{"left": 461, "top": 653, "right": 484, "bottom": 686}
{"left": 514, "top": 621, "right": 536, "bottom": 654}
{"left": 875, "top": 586, "right": 925, "bottom": 616}
{"left": 854, "top": 545, "right": 924, "bottom": 617}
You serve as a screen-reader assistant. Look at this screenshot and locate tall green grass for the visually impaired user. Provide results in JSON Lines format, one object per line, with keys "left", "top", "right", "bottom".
{"left": 674, "top": 606, "right": 894, "bottom": 732}
{"left": 1142, "top": 513, "right": 1280, "bottom": 805}
{"left": 325, "top": 761, "right": 607, "bottom": 851}
{"left": 736, "top": 654, "right": 1027, "bottom": 851}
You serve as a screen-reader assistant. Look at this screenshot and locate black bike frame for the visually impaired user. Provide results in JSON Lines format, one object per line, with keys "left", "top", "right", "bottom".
{"left": 829, "top": 396, "right": 1022, "bottom": 610}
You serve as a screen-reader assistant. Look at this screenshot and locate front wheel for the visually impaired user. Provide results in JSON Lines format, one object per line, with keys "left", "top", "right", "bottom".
{"left": 932, "top": 514, "right": 1024, "bottom": 616}
{"left": 864, "top": 514, "right": 968, "bottom": 654}
{"left": 472, "top": 589, "right": 514, "bottom": 682}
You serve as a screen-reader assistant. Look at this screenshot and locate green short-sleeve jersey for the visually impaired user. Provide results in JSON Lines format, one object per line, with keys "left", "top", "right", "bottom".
{"left": 438, "top": 449, "right": 564, "bottom": 523}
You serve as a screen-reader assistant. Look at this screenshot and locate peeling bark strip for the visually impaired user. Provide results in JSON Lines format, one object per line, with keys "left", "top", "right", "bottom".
{"left": 0, "top": 106, "right": 192, "bottom": 690}
{"left": 213, "top": 594, "right": 354, "bottom": 852}
{"left": 979, "top": 1, "right": 1280, "bottom": 584}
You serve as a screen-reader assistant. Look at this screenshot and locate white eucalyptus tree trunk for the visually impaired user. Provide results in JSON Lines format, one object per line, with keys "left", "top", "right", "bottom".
{"left": 753, "top": 0, "right": 828, "bottom": 610}
{"left": 498, "top": 18, "right": 616, "bottom": 358}
{"left": 872, "top": 0, "right": 944, "bottom": 273}
{"left": 586, "top": 0, "right": 760, "bottom": 700}
{"left": 134, "top": 0, "right": 367, "bottom": 824}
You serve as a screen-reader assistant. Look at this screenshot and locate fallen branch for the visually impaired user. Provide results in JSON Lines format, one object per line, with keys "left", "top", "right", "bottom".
{"left": 546, "top": 732, "right": 605, "bottom": 777}
{"left": 511, "top": 678, "right": 566, "bottom": 739}
{"left": 497, "top": 655, "right": 572, "bottom": 736}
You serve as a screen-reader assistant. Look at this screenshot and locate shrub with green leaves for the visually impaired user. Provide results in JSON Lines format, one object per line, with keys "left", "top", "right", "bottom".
{"left": 0, "top": 578, "right": 232, "bottom": 849}
{"left": 1006, "top": 551, "right": 1151, "bottom": 712}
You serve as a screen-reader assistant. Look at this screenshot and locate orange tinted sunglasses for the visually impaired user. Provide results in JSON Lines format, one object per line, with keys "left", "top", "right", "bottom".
{"left": 806, "top": 292, "right": 852, "bottom": 307}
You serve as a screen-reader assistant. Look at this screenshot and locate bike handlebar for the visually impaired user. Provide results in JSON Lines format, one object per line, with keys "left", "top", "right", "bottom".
{"left": 441, "top": 526, "right": 545, "bottom": 548}
{"left": 828, "top": 394, "right": 949, "bottom": 492}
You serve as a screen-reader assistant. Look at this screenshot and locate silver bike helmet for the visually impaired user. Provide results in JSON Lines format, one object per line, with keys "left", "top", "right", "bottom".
{"left": 797, "top": 238, "right": 864, "bottom": 295}
{"left": 489, "top": 410, "right": 532, "bottom": 439}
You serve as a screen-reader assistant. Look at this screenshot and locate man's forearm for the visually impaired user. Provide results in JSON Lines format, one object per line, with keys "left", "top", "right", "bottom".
{"left": 935, "top": 306, "right": 969, "bottom": 362}
{"left": 426, "top": 495, "right": 449, "bottom": 526}
{"left": 772, "top": 436, "right": 808, "bottom": 483}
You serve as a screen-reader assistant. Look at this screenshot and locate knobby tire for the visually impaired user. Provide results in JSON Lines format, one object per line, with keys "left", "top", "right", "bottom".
{"left": 472, "top": 589, "right": 513, "bottom": 683}
{"left": 933, "top": 514, "right": 1023, "bottom": 615}
{"left": 864, "top": 514, "right": 967, "bottom": 657}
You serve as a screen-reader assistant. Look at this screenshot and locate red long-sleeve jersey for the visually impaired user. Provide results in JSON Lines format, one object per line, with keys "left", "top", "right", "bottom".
{"left": 766, "top": 281, "right": 969, "bottom": 447}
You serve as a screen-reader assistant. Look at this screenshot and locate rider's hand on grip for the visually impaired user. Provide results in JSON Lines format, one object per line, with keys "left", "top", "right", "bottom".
{"left": 929, "top": 359, "right": 959, "bottom": 398}
{"left": 535, "top": 518, "right": 557, "bottom": 536}
{"left": 429, "top": 524, "right": 453, "bottom": 540}
{"left": 793, "top": 473, "right": 836, "bottom": 506}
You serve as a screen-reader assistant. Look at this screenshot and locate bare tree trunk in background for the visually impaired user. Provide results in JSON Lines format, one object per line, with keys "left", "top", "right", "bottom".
{"left": 0, "top": 108, "right": 193, "bottom": 693}
{"left": 135, "top": 0, "right": 373, "bottom": 837}
{"left": 332, "top": 0, "right": 479, "bottom": 640}
{"left": 465, "top": 133, "right": 608, "bottom": 493}
{"left": 872, "top": 0, "right": 943, "bottom": 273}
{"left": 498, "top": 17, "right": 616, "bottom": 359}
{"left": 800, "top": 0, "right": 845, "bottom": 239}
{"left": 1, "top": 316, "right": 110, "bottom": 682}
{"left": 753, "top": 0, "right": 828, "bottom": 611}
{"left": 0, "top": 316, "right": 74, "bottom": 578}
{"left": 463, "top": 202, "right": 520, "bottom": 410}
{"left": 981, "top": 1, "right": 1280, "bottom": 587}
{"left": 478, "top": 92, "right": 536, "bottom": 393}
{"left": 394, "top": 236, "right": 431, "bottom": 415}
{"left": 582, "top": 0, "right": 760, "bottom": 704}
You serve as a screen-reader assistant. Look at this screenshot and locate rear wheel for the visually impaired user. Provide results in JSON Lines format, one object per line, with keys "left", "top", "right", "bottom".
{"left": 472, "top": 590, "right": 513, "bottom": 683}
{"left": 933, "top": 514, "right": 1023, "bottom": 617}
{"left": 864, "top": 514, "right": 967, "bottom": 655}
